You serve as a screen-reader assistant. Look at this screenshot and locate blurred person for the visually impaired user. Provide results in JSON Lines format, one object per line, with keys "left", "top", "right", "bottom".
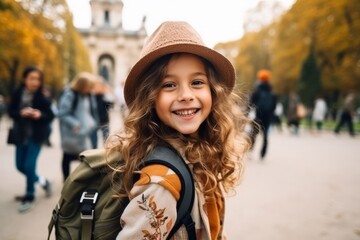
{"left": 249, "top": 69, "right": 277, "bottom": 160}
{"left": 7, "top": 65, "right": 54, "bottom": 213}
{"left": 312, "top": 94, "right": 327, "bottom": 134}
{"left": 272, "top": 100, "right": 284, "bottom": 132}
{"left": 334, "top": 92, "right": 356, "bottom": 136}
{"left": 58, "top": 72, "right": 98, "bottom": 181}
{"left": 42, "top": 86, "right": 55, "bottom": 146}
{"left": 287, "top": 92, "right": 302, "bottom": 135}
{"left": 91, "top": 77, "right": 114, "bottom": 148}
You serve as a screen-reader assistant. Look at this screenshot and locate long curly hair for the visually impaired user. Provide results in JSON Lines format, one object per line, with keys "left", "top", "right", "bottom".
{"left": 106, "top": 53, "right": 251, "bottom": 197}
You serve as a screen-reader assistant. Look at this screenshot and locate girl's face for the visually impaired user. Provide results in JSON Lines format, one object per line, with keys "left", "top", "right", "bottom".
{"left": 24, "top": 71, "right": 41, "bottom": 93}
{"left": 155, "top": 53, "right": 212, "bottom": 135}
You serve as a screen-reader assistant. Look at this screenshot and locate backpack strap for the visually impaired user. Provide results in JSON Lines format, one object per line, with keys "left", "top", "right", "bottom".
{"left": 47, "top": 198, "right": 64, "bottom": 240}
{"left": 79, "top": 189, "right": 99, "bottom": 240}
{"left": 70, "top": 90, "right": 79, "bottom": 114}
{"left": 143, "top": 145, "right": 196, "bottom": 240}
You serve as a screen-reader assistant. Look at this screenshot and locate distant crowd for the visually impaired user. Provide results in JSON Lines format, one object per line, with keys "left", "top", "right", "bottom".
{"left": 1, "top": 66, "right": 125, "bottom": 213}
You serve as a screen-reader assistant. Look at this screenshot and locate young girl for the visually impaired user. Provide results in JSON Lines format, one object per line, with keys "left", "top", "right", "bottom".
{"left": 107, "top": 21, "right": 250, "bottom": 239}
{"left": 8, "top": 65, "right": 54, "bottom": 213}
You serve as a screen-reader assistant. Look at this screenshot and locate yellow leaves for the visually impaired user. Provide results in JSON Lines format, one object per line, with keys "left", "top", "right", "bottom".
{"left": 0, "top": 0, "right": 91, "bottom": 95}
{"left": 220, "top": 0, "right": 360, "bottom": 95}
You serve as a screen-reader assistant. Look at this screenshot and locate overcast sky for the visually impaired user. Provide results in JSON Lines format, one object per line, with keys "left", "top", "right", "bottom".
{"left": 67, "top": 0, "right": 295, "bottom": 47}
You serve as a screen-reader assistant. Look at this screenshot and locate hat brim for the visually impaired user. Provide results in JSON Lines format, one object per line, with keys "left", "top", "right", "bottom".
{"left": 124, "top": 43, "right": 235, "bottom": 106}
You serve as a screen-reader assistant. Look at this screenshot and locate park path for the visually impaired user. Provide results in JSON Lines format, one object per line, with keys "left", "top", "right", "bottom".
{"left": 0, "top": 109, "right": 359, "bottom": 240}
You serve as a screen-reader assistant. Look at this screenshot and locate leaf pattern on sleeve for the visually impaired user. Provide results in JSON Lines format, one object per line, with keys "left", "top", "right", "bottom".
{"left": 138, "top": 194, "right": 173, "bottom": 240}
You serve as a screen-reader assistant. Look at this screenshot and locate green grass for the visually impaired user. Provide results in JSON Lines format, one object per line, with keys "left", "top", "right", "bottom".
{"left": 300, "top": 119, "right": 360, "bottom": 132}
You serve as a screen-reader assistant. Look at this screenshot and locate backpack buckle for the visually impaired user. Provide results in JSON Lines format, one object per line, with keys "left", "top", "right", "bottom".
{"left": 80, "top": 191, "right": 98, "bottom": 204}
{"left": 80, "top": 191, "right": 98, "bottom": 220}
{"left": 80, "top": 209, "right": 95, "bottom": 220}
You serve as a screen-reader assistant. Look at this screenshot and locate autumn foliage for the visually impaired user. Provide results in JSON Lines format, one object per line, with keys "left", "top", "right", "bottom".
{"left": 0, "top": 0, "right": 91, "bottom": 98}
{"left": 216, "top": 0, "right": 360, "bottom": 107}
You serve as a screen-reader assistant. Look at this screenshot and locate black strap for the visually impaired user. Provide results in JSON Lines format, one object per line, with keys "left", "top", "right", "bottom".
{"left": 70, "top": 90, "right": 79, "bottom": 114}
{"left": 143, "top": 146, "right": 196, "bottom": 239}
{"left": 79, "top": 189, "right": 98, "bottom": 240}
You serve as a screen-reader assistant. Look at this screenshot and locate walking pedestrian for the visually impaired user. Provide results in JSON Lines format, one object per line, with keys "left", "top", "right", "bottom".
{"left": 312, "top": 94, "right": 327, "bottom": 134}
{"left": 249, "top": 69, "right": 277, "bottom": 160}
{"left": 287, "top": 92, "right": 302, "bottom": 135}
{"left": 7, "top": 65, "right": 54, "bottom": 213}
{"left": 334, "top": 92, "right": 356, "bottom": 136}
{"left": 106, "top": 21, "right": 251, "bottom": 239}
{"left": 58, "top": 72, "right": 98, "bottom": 181}
{"left": 42, "top": 86, "right": 55, "bottom": 146}
{"left": 272, "top": 101, "right": 284, "bottom": 132}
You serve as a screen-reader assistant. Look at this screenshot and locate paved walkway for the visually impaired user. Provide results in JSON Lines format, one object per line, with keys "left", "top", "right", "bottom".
{"left": 0, "top": 109, "right": 359, "bottom": 240}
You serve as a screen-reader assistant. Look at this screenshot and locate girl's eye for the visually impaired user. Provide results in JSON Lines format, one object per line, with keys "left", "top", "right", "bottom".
{"left": 192, "top": 79, "right": 205, "bottom": 86}
{"left": 162, "top": 82, "right": 176, "bottom": 88}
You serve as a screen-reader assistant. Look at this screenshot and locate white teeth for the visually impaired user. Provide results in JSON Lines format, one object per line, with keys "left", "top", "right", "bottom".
{"left": 175, "top": 109, "right": 197, "bottom": 116}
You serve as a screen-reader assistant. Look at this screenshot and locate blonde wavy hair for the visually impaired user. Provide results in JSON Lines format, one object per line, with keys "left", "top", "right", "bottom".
{"left": 106, "top": 53, "right": 251, "bottom": 197}
{"left": 70, "top": 72, "right": 96, "bottom": 94}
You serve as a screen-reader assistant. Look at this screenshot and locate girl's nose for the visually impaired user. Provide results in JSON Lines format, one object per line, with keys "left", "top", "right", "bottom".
{"left": 178, "top": 85, "right": 194, "bottom": 102}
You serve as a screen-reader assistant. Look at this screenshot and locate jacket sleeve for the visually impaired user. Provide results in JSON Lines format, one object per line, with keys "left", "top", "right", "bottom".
{"left": 7, "top": 89, "right": 22, "bottom": 121}
{"left": 116, "top": 164, "right": 181, "bottom": 239}
{"left": 36, "top": 94, "right": 55, "bottom": 123}
{"left": 57, "top": 89, "right": 80, "bottom": 128}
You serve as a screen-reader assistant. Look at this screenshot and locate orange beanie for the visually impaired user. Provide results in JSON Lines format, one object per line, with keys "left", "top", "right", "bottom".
{"left": 257, "top": 69, "right": 271, "bottom": 81}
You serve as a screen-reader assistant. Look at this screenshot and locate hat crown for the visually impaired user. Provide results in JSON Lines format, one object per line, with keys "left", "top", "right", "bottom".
{"left": 140, "top": 21, "right": 205, "bottom": 57}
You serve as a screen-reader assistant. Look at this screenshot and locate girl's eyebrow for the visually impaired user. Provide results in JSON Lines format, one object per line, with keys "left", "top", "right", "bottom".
{"left": 163, "top": 72, "right": 207, "bottom": 79}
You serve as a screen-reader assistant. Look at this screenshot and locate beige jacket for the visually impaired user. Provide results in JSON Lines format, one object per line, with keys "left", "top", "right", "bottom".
{"left": 116, "top": 161, "right": 226, "bottom": 240}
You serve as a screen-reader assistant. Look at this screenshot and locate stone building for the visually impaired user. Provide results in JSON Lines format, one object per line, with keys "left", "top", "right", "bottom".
{"left": 78, "top": 0, "right": 147, "bottom": 88}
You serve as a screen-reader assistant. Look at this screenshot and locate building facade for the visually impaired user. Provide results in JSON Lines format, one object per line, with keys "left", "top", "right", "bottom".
{"left": 78, "top": 0, "right": 147, "bottom": 88}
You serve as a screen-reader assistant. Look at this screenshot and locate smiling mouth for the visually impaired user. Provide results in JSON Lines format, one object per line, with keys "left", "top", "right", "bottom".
{"left": 173, "top": 109, "right": 199, "bottom": 116}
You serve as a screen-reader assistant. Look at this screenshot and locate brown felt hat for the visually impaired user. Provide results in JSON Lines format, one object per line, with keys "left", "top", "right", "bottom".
{"left": 124, "top": 21, "right": 236, "bottom": 106}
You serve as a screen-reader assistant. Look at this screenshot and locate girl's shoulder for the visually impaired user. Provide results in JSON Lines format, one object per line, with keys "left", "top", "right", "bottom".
{"left": 137, "top": 164, "right": 182, "bottom": 201}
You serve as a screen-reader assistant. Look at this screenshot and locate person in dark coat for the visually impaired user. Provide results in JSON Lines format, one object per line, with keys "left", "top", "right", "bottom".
{"left": 249, "top": 69, "right": 277, "bottom": 160}
{"left": 7, "top": 65, "right": 54, "bottom": 213}
{"left": 334, "top": 92, "right": 356, "bottom": 136}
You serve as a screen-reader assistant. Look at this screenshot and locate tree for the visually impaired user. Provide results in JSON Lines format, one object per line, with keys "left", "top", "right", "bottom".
{"left": 271, "top": 0, "right": 360, "bottom": 99}
{"left": 297, "top": 48, "right": 322, "bottom": 107}
{"left": 0, "top": 0, "right": 92, "bottom": 98}
{"left": 0, "top": 0, "right": 59, "bottom": 95}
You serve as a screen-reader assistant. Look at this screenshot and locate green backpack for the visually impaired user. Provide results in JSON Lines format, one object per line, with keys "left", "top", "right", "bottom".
{"left": 47, "top": 145, "right": 196, "bottom": 240}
